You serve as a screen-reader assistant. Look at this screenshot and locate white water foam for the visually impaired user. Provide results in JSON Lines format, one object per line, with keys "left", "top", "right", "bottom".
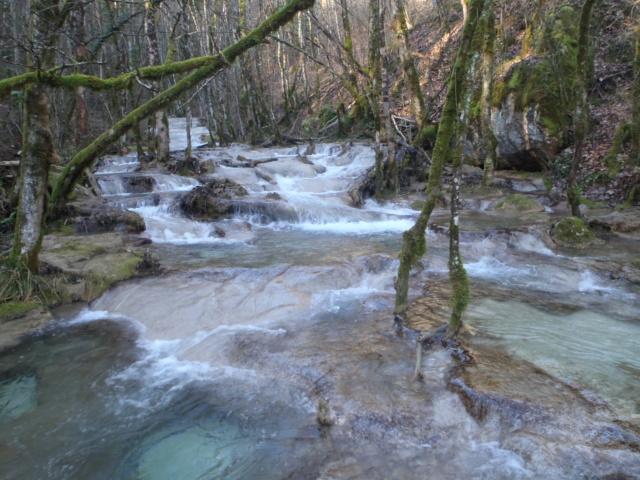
{"left": 151, "top": 174, "right": 200, "bottom": 192}
{"left": 578, "top": 270, "right": 622, "bottom": 295}
{"left": 295, "top": 218, "right": 416, "bottom": 235}
{"left": 134, "top": 206, "right": 253, "bottom": 244}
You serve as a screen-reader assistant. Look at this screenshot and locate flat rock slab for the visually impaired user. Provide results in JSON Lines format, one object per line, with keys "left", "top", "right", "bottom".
{"left": 590, "top": 209, "right": 640, "bottom": 233}
{"left": 0, "top": 307, "right": 52, "bottom": 352}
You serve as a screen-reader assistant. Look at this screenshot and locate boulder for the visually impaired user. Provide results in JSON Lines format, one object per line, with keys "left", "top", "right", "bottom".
{"left": 180, "top": 186, "right": 232, "bottom": 221}
{"left": 551, "top": 217, "right": 600, "bottom": 248}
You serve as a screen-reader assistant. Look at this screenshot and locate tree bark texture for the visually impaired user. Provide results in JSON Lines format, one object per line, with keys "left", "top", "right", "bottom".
{"left": 567, "top": 0, "right": 597, "bottom": 218}
{"left": 10, "top": 85, "right": 54, "bottom": 272}
{"left": 480, "top": 0, "right": 497, "bottom": 186}
{"left": 393, "top": 0, "right": 426, "bottom": 130}
{"left": 394, "top": 0, "right": 485, "bottom": 318}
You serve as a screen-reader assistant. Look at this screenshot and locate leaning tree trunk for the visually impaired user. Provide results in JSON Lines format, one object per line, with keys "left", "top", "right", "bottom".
{"left": 394, "top": 0, "right": 485, "bottom": 320}
{"left": 567, "top": 0, "right": 597, "bottom": 218}
{"left": 9, "top": 85, "right": 54, "bottom": 272}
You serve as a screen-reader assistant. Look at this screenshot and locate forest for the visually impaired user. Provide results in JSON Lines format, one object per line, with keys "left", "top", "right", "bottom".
{"left": 0, "top": 0, "right": 640, "bottom": 478}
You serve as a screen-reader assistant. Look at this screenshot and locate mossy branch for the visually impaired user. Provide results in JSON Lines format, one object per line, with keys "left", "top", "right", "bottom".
{"left": 0, "top": 56, "right": 231, "bottom": 99}
{"left": 49, "top": 0, "right": 316, "bottom": 211}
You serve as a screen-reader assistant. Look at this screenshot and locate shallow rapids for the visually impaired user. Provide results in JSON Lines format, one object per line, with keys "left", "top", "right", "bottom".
{"left": 1, "top": 121, "right": 640, "bottom": 479}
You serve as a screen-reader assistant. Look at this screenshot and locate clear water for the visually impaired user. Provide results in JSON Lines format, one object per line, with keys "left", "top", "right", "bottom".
{"left": 2, "top": 130, "right": 640, "bottom": 479}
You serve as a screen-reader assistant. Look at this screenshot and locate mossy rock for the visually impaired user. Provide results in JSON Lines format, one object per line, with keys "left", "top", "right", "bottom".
{"left": 551, "top": 217, "right": 599, "bottom": 248}
{"left": 0, "top": 302, "right": 41, "bottom": 321}
{"left": 495, "top": 194, "right": 545, "bottom": 213}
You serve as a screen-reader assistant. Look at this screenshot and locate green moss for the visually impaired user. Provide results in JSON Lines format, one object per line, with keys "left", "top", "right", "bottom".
{"left": 50, "top": 0, "right": 317, "bottom": 211}
{"left": 51, "top": 242, "right": 107, "bottom": 258}
{"left": 580, "top": 197, "right": 606, "bottom": 208}
{"left": 82, "top": 254, "right": 143, "bottom": 301}
{"left": 0, "top": 301, "right": 40, "bottom": 320}
{"left": 450, "top": 263, "right": 470, "bottom": 314}
{"left": 495, "top": 194, "right": 545, "bottom": 213}
{"left": 631, "top": 258, "right": 640, "bottom": 269}
{"left": 552, "top": 216, "right": 597, "bottom": 247}
{"left": 491, "top": 5, "right": 580, "bottom": 142}
{"left": 604, "top": 122, "right": 632, "bottom": 174}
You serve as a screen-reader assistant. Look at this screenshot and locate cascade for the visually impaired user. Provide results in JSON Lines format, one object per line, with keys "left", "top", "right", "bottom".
{"left": 1, "top": 119, "right": 639, "bottom": 479}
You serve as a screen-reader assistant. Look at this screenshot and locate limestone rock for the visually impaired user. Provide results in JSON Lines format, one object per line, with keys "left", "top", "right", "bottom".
{"left": 590, "top": 209, "right": 640, "bottom": 233}
{"left": 0, "top": 305, "right": 52, "bottom": 351}
{"left": 494, "top": 194, "right": 545, "bottom": 214}
{"left": 64, "top": 200, "right": 146, "bottom": 234}
{"left": 179, "top": 178, "right": 247, "bottom": 221}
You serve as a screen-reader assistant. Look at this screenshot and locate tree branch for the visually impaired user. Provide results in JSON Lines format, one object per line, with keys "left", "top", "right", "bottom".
{"left": 49, "top": 0, "right": 316, "bottom": 211}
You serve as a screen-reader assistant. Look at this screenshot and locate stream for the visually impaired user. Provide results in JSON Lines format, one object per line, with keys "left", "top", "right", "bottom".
{"left": 1, "top": 119, "right": 639, "bottom": 479}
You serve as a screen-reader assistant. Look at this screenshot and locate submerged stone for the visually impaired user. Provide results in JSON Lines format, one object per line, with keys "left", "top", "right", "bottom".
{"left": 494, "top": 194, "right": 545, "bottom": 213}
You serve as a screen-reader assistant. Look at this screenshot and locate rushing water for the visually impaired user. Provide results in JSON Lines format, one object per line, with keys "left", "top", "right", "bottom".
{"left": 1, "top": 119, "right": 640, "bottom": 479}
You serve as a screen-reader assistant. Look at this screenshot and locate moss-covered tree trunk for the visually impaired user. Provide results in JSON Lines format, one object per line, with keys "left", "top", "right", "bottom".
{"left": 369, "top": 0, "right": 385, "bottom": 197}
{"left": 380, "top": 8, "right": 398, "bottom": 194}
{"left": 50, "top": 0, "right": 316, "bottom": 211}
{"left": 480, "top": 0, "right": 497, "bottom": 186}
{"left": 632, "top": 23, "right": 640, "bottom": 152}
{"left": 567, "top": 0, "right": 597, "bottom": 218}
{"left": 9, "top": 84, "right": 54, "bottom": 272}
{"left": 447, "top": 146, "right": 470, "bottom": 335}
{"left": 394, "top": 0, "right": 485, "bottom": 321}
{"left": 393, "top": 0, "right": 426, "bottom": 130}
{"left": 10, "top": 0, "right": 75, "bottom": 272}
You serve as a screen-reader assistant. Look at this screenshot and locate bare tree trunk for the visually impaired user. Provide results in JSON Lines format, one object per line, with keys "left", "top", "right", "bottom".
{"left": 145, "top": 0, "right": 171, "bottom": 163}
{"left": 185, "top": 106, "right": 193, "bottom": 161}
